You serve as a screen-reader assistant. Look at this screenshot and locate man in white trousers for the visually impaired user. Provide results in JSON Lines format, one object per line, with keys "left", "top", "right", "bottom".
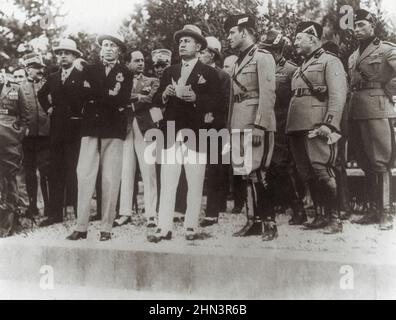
{"left": 115, "top": 50, "right": 161, "bottom": 228}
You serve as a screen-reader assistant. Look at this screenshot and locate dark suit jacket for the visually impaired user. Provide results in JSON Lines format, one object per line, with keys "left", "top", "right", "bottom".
{"left": 213, "top": 66, "right": 231, "bottom": 130}
{"left": 80, "top": 62, "right": 133, "bottom": 140}
{"left": 38, "top": 68, "right": 85, "bottom": 142}
{"left": 156, "top": 60, "right": 222, "bottom": 147}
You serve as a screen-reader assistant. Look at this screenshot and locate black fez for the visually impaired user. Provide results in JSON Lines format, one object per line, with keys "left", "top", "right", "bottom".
{"left": 295, "top": 21, "right": 323, "bottom": 39}
{"left": 224, "top": 14, "right": 256, "bottom": 33}
{"left": 354, "top": 9, "right": 376, "bottom": 24}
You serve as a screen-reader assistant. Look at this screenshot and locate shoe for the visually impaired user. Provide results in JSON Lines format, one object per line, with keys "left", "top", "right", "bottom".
{"left": 231, "top": 206, "right": 243, "bottom": 214}
{"left": 99, "top": 232, "right": 112, "bottom": 242}
{"left": 147, "top": 217, "right": 157, "bottom": 228}
{"left": 352, "top": 211, "right": 379, "bottom": 225}
{"left": 200, "top": 219, "right": 218, "bottom": 228}
{"left": 90, "top": 215, "right": 101, "bottom": 222}
{"left": 185, "top": 228, "right": 198, "bottom": 241}
{"left": 25, "top": 206, "right": 40, "bottom": 218}
{"left": 233, "top": 219, "right": 262, "bottom": 237}
{"left": 66, "top": 231, "right": 87, "bottom": 241}
{"left": 339, "top": 210, "right": 352, "bottom": 221}
{"left": 39, "top": 217, "right": 63, "bottom": 227}
{"left": 379, "top": 210, "right": 393, "bottom": 231}
{"left": 262, "top": 221, "right": 278, "bottom": 241}
{"left": 304, "top": 215, "right": 328, "bottom": 230}
{"left": 323, "top": 220, "right": 343, "bottom": 234}
{"left": 289, "top": 213, "right": 308, "bottom": 226}
{"left": 147, "top": 229, "right": 172, "bottom": 243}
{"left": 113, "top": 216, "right": 131, "bottom": 227}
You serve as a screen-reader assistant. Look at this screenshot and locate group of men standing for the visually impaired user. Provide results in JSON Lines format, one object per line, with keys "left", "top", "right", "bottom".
{"left": 1, "top": 9, "right": 395, "bottom": 242}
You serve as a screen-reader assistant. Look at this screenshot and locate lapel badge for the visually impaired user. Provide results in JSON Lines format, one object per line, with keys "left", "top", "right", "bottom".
{"left": 116, "top": 73, "right": 125, "bottom": 82}
{"left": 84, "top": 81, "right": 91, "bottom": 88}
{"left": 198, "top": 74, "right": 207, "bottom": 85}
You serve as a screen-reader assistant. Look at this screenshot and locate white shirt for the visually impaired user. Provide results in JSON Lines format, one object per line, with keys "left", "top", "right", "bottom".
{"left": 61, "top": 66, "right": 74, "bottom": 84}
{"left": 178, "top": 58, "right": 198, "bottom": 86}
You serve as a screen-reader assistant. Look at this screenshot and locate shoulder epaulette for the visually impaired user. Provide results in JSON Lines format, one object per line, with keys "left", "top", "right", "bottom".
{"left": 314, "top": 48, "right": 326, "bottom": 59}
{"left": 382, "top": 41, "right": 396, "bottom": 48}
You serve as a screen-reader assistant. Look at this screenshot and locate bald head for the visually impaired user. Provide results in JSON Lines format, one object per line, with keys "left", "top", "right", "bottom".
{"left": 128, "top": 50, "right": 145, "bottom": 74}
{"left": 223, "top": 55, "right": 237, "bottom": 76}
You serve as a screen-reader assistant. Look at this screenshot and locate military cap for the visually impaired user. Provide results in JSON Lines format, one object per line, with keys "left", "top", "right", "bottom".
{"left": 152, "top": 49, "right": 172, "bottom": 66}
{"left": 260, "top": 30, "right": 285, "bottom": 49}
{"left": 23, "top": 53, "right": 45, "bottom": 68}
{"left": 206, "top": 36, "right": 222, "bottom": 58}
{"left": 174, "top": 25, "right": 207, "bottom": 50}
{"left": 354, "top": 9, "right": 376, "bottom": 24}
{"left": 224, "top": 14, "right": 256, "bottom": 33}
{"left": 97, "top": 32, "right": 127, "bottom": 52}
{"left": 295, "top": 21, "right": 323, "bottom": 39}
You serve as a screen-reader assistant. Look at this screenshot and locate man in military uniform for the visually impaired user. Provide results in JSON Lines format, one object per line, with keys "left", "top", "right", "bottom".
{"left": 287, "top": 22, "right": 347, "bottom": 234}
{"left": 0, "top": 72, "right": 28, "bottom": 237}
{"left": 152, "top": 49, "right": 172, "bottom": 79}
{"left": 116, "top": 50, "right": 161, "bottom": 228}
{"left": 225, "top": 14, "right": 278, "bottom": 241}
{"left": 349, "top": 10, "right": 396, "bottom": 230}
{"left": 260, "top": 30, "right": 307, "bottom": 225}
{"left": 19, "top": 53, "right": 50, "bottom": 219}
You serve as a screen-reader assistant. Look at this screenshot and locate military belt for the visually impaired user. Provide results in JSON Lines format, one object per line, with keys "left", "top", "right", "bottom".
{"left": 0, "top": 109, "right": 18, "bottom": 117}
{"left": 352, "top": 81, "right": 383, "bottom": 91}
{"left": 233, "top": 92, "right": 259, "bottom": 103}
{"left": 293, "top": 88, "right": 315, "bottom": 97}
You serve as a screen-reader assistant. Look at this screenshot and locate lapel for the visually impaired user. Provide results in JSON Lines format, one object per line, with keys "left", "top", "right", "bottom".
{"left": 357, "top": 39, "right": 381, "bottom": 66}
{"left": 233, "top": 45, "right": 257, "bottom": 78}
{"left": 63, "top": 67, "right": 78, "bottom": 87}
{"left": 170, "top": 64, "right": 182, "bottom": 85}
{"left": 0, "top": 83, "right": 13, "bottom": 101}
{"left": 186, "top": 60, "right": 203, "bottom": 86}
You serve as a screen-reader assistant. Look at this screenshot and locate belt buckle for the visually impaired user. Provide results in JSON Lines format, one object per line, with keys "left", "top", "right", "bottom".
{"left": 235, "top": 94, "right": 242, "bottom": 103}
{"left": 295, "top": 89, "right": 303, "bottom": 97}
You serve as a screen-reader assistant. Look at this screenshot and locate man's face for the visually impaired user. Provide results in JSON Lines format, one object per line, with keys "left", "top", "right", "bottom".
{"left": 101, "top": 39, "right": 120, "bottom": 62}
{"left": 154, "top": 62, "right": 170, "bottom": 78}
{"left": 199, "top": 48, "right": 214, "bottom": 65}
{"left": 323, "top": 21, "right": 335, "bottom": 39}
{"left": 56, "top": 50, "right": 77, "bottom": 69}
{"left": 27, "top": 66, "right": 44, "bottom": 81}
{"left": 13, "top": 69, "right": 27, "bottom": 84}
{"left": 129, "top": 51, "right": 145, "bottom": 73}
{"left": 179, "top": 36, "right": 201, "bottom": 59}
{"left": 227, "top": 26, "right": 244, "bottom": 50}
{"left": 354, "top": 20, "right": 374, "bottom": 41}
{"left": 223, "top": 56, "right": 237, "bottom": 76}
{"left": 294, "top": 32, "right": 314, "bottom": 56}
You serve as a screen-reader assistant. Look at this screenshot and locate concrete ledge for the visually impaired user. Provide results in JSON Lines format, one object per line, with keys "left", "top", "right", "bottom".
{"left": 1, "top": 239, "right": 395, "bottom": 299}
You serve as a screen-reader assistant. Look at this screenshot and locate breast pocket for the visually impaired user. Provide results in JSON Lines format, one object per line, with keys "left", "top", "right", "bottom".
{"left": 367, "top": 58, "right": 383, "bottom": 74}
{"left": 240, "top": 63, "right": 257, "bottom": 86}
{"left": 307, "top": 65, "right": 324, "bottom": 83}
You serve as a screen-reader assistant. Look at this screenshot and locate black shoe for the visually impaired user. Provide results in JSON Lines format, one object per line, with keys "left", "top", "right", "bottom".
{"left": 90, "top": 215, "right": 102, "bottom": 222}
{"left": 262, "top": 221, "right": 278, "bottom": 241}
{"left": 233, "top": 219, "right": 262, "bottom": 237}
{"left": 147, "top": 217, "right": 157, "bottom": 229}
{"left": 25, "top": 206, "right": 40, "bottom": 218}
{"left": 323, "top": 220, "right": 343, "bottom": 234}
{"left": 289, "top": 213, "right": 308, "bottom": 226}
{"left": 352, "top": 211, "right": 380, "bottom": 225}
{"left": 39, "top": 217, "right": 62, "bottom": 227}
{"left": 99, "top": 232, "right": 112, "bottom": 242}
{"left": 66, "top": 231, "right": 87, "bottom": 241}
{"left": 304, "top": 215, "right": 328, "bottom": 230}
{"left": 379, "top": 210, "right": 393, "bottom": 231}
{"left": 200, "top": 219, "right": 218, "bottom": 228}
{"left": 185, "top": 228, "right": 198, "bottom": 241}
{"left": 147, "top": 229, "right": 172, "bottom": 243}
{"left": 231, "top": 206, "right": 243, "bottom": 214}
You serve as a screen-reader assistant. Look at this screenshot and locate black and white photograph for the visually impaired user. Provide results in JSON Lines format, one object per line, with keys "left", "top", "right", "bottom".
{"left": 0, "top": 0, "right": 396, "bottom": 302}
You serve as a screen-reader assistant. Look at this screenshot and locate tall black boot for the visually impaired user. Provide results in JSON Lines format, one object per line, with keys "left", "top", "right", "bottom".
{"left": 353, "top": 173, "right": 380, "bottom": 225}
{"left": 304, "top": 179, "right": 327, "bottom": 229}
{"left": 379, "top": 171, "right": 393, "bottom": 231}
{"left": 322, "top": 178, "right": 343, "bottom": 234}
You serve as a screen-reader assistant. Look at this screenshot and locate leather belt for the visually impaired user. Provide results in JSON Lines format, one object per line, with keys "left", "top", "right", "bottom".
{"left": 293, "top": 88, "right": 314, "bottom": 97}
{"left": 351, "top": 81, "right": 383, "bottom": 91}
{"left": 233, "top": 92, "right": 259, "bottom": 103}
{"left": 0, "top": 108, "right": 18, "bottom": 117}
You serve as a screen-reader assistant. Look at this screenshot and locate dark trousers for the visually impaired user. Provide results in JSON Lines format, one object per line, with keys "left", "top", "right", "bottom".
{"left": 22, "top": 136, "right": 50, "bottom": 212}
{"left": 232, "top": 175, "right": 246, "bottom": 209}
{"left": 49, "top": 138, "right": 81, "bottom": 221}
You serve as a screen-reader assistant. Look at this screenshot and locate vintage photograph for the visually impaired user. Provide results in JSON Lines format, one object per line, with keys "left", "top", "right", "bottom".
{"left": 0, "top": 0, "right": 396, "bottom": 301}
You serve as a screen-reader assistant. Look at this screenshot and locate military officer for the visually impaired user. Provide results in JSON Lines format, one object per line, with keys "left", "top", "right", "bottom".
{"left": 287, "top": 21, "right": 347, "bottom": 234}
{"left": 116, "top": 50, "right": 160, "bottom": 228}
{"left": 0, "top": 72, "right": 28, "bottom": 237}
{"left": 349, "top": 10, "right": 396, "bottom": 230}
{"left": 152, "top": 49, "right": 172, "bottom": 79}
{"left": 225, "top": 14, "right": 278, "bottom": 241}
{"left": 259, "top": 30, "right": 307, "bottom": 225}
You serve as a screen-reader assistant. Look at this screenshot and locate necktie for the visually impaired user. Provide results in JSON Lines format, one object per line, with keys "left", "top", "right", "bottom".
{"left": 61, "top": 69, "right": 69, "bottom": 84}
{"left": 104, "top": 61, "right": 115, "bottom": 76}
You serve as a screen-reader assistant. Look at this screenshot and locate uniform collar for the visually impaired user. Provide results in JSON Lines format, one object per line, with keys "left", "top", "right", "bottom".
{"left": 359, "top": 36, "right": 378, "bottom": 54}
{"left": 304, "top": 47, "right": 324, "bottom": 62}
{"left": 236, "top": 44, "right": 255, "bottom": 66}
{"left": 277, "top": 57, "right": 286, "bottom": 67}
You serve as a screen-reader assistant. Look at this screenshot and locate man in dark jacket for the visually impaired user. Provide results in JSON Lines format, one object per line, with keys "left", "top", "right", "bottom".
{"left": 38, "top": 39, "right": 85, "bottom": 227}
{"left": 66, "top": 33, "right": 133, "bottom": 242}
